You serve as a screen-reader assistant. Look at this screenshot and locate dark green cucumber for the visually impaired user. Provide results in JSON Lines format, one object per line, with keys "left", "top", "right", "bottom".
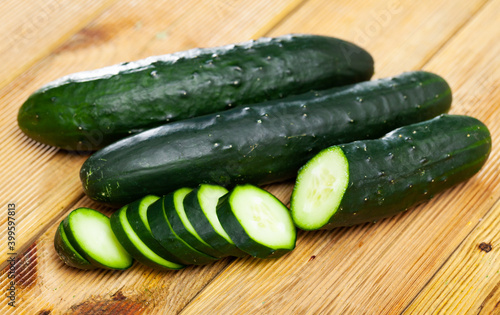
{"left": 217, "top": 184, "right": 296, "bottom": 258}
{"left": 18, "top": 34, "right": 374, "bottom": 151}
{"left": 81, "top": 71, "right": 452, "bottom": 206}
{"left": 125, "top": 195, "right": 186, "bottom": 265}
{"left": 54, "top": 221, "right": 96, "bottom": 270}
{"left": 163, "top": 187, "right": 227, "bottom": 258}
{"left": 147, "top": 192, "right": 219, "bottom": 265}
{"left": 110, "top": 205, "right": 185, "bottom": 271}
{"left": 183, "top": 184, "right": 247, "bottom": 257}
{"left": 291, "top": 114, "right": 492, "bottom": 230}
{"left": 62, "top": 208, "right": 133, "bottom": 270}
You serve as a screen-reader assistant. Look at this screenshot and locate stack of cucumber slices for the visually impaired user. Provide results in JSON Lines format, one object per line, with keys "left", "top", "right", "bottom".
{"left": 46, "top": 34, "right": 491, "bottom": 272}
{"left": 55, "top": 184, "right": 296, "bottom": 270}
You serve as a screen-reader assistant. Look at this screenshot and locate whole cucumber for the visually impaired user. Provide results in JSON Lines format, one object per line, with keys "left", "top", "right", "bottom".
{"left": 81, "top": 71, "right": 452, "bottom": 206}
{"left": 18, "top": 34, "right": 374, "bottom": 151}
{"left": 290, "top": 114, "right": 492, "bottom": 230}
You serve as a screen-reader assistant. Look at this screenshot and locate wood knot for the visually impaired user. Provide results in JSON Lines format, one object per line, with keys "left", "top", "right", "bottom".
{"left": 478, "top": 242, "right": 492, "bottom": 253}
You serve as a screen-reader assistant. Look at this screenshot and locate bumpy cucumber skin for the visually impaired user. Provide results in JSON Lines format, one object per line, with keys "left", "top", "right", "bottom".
{"left": 147, "top": 195, "right": 219, "bottom": 265}
{"left": 110, "top": 206, "right": 185, "bottom": 271}
{"left": 320, "top": 114, "right": 492, "bottom": 229}
{"left": 216, "top": 186, "right": 296, "bottom": 259}
{"left": 183, "top": 186, "right": 247, "bottom": 258}
{"left": 81, "top": 71, "right": 451, "bottom": 206}
{"left": 54, "top": 222, "right": 96, "bottom": 270}
{"left": 18, "top": 34, "right": 374, "bottom": 151}
{"left": 125, "top": 195, "right": 186, "bottom": 265}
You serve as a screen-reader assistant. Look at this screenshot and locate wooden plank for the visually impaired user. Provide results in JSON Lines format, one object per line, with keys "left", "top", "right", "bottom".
{"left": 0, "top": 0, "right": 118, "bottom": 89}
{"left": 404, "top": 200, "right": 500, "bottom": 314}
{"left": 180, "top": 0, "right": 500, "bottom": 313}
{"left": 1, "top": 198, "right": 232, "bottom": 314}
{"left": 0, "top": 0, "right": 303, "bottom": 266}
{"left": 266, "top": 0, "right": 489, "bottom": 78}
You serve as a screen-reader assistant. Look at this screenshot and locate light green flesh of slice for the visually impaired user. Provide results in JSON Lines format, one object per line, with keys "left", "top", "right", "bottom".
{"left": 120, "top": 206, "right": 183, "bottom": 269}
{"left": 138, "top": 195, "right": 161, "bottom": 232}
{"left": 292, "top": 146, "right": 349, "bottom": 229}
{"left": 198, "top": 185, "right": 231, "bottom": 243}
{"left": 231, "top": 186, "right": 295, "bottom": 249}
{"left": 174, "top": 188, "right": 210, "bottom": 246}
{"left": 70, "top": 210, "right": 131, "bottom": 269}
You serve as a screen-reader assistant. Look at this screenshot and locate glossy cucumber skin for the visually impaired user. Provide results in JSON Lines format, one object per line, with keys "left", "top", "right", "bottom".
{"left": 81, "top": 71, "right": 452, "bottom": 206}
{"left": 110, "top": 206, "right": 185, "bottom": 271}
{"left": 18, "top": 34, "right": 374, "bottom": 151}
{"left": 182, "top": 187, "right": 247, "bottom": 257}
{"left": 322, "top": 114, "right": 491, "bottom": 229}
{"left": 125, "top": 195, "right": 186, "bottom": 264}
{"left": 216, "top": 186, "right": 295, "bottom": 259}
{"left": 147, "top": 194, "right": 219, "bottom": 265}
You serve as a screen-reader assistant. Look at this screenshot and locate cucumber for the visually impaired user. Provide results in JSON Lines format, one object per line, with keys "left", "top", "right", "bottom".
{"left": 147, "top": 192, "right": 219, "bottom": 265}
{"left": 81, "top": 71, "right": 452, "bottom": 206}
{"left": 125, "top": 195, "right": 186, "bottom": 265}
{"left": 110, "top": 205, "right": 185, "bottom": 270}
{"left": 183, "top": 184, "right": 247, "bottom": 257}
{"left": 54, "top": 221, "right": 96, "bottom": 270}
{"left": 163, "top": 187, "right": 227, "bottom": 258}
{"left": 217, "top": 184, "right": 296, "bottom": 258}
{"left": 62, "top": 208, "right": 133, "bottom": 270}
{"left": 290, "top": 114, "right": 492, "bottom": 230}
{"left": 17, "top": 34, "right": 374, "bottom": 151}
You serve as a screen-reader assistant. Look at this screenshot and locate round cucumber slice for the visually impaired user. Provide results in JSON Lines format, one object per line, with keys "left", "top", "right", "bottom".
{"left": 62, "top": 208, "right": 133, "bottom": 270}
{"left": 126, "top": 195, "right": 185, "bottom": 265}
{"left": 147, "top": 193, "right": 219, "bottom": 265}
{"left": 217, "top": 184, "right": 296, "bottom": 258}
{"left": 184, "top": 184, "right": 247, "bottom": 257}
{"left": 110, "top": 205, "right": 184, "bottom": 271}
{"left": 54, "top": 221, "right": 96, "bottom": 270}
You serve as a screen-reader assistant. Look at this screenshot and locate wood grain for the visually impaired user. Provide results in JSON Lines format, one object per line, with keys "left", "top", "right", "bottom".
{"left": 0, "top": 0, "right": 302, "bottom": 266}
{"left": 0, "top": 0, "right": 118, "bottom": 89}
{"left": 0, "top": 0, "right": 499, "bottom": 313}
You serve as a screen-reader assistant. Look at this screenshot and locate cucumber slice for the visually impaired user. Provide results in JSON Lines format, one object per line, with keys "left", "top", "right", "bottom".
{"left": 184, "top": 184, "right": 247, "bottom": 257}
{"left": 217, "top": 184, "right": 296, "bottom": 258}
{"left": 54, "top": 221, "right": 96, "bottom": 270}
{"left": 62, "top": 208, "right": 133, "bottom": 270}
{"left": 110, "top": 205, "right": 184, "bottom": 271}
{"left": 291, "top": 146, "right": 350, "bottom": 230}
{"left": 126, "top": 195, "right": 185, "bottom": 265}
{"left": 147, "top": 193, "right": 219, "bottom": 265}
{"left": 164, "top": 188, "right": 226, "bottom": 258}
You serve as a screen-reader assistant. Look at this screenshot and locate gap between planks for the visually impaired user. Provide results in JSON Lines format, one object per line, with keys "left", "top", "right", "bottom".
{"left": 401, "top": 196, "right": 500, "bottom": 314}
{"left": 412, "top": 0, "right": 493, "bottom": 70}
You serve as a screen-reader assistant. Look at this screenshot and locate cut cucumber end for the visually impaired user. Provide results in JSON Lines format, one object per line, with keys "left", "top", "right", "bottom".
{"left": 291, "top": 146, "right": 349, "bottom": 230}
{"left": 63, "top": 208, "right": 133, "bottom": 270}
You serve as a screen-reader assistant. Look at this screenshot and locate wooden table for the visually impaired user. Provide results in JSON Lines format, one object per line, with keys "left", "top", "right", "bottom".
{"left": 1, "top": 0, "right": 499, "bottom": 313}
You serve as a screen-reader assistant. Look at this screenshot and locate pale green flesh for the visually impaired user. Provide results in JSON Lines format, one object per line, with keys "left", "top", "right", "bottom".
{"left": 138, "top": 195, "right": 161, "bottom": 232}
{"left": 174, "top": 188, "right": 210, "bottom": 245}
{"left": 231, "top": 186, "right": 295, "bottom": 249}
{"left": 69, "top": 209, "right": 132, "bottom": 269}
{"left": 119, "top": 206, "right": 183, "bottom": 269}
{"left": 291, "top": 146, "right": 349, "bottom": 230}
{"left": 198, "top": 185, "right": 232, "bottom": 243}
